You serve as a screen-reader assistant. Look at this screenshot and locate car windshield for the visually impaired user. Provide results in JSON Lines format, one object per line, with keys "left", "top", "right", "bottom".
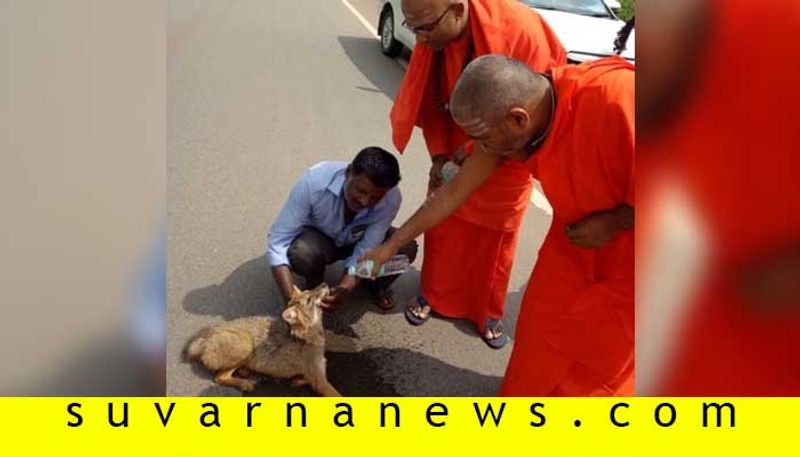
{"left": 521, "top": 0, "right": 611, "bottom": 18}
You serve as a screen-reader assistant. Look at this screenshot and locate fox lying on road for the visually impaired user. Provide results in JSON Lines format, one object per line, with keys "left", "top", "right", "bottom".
{"left": 185, "top": 283, "right": 341, "bottom": 396}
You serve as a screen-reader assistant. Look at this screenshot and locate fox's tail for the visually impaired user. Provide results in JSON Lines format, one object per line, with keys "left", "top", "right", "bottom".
{"left": 183, "top": 329, "right": 208, "bottom": 362}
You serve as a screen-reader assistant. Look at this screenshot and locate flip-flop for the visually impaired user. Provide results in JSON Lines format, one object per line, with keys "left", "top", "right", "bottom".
{"left": 404, "top": 295, "right": 432, "bottom": 326}
{"left": 371, "top": 288, "right": 397, "bottom": 310}
{"left": 482, "top": 318, "right": 509, "bottom": 349}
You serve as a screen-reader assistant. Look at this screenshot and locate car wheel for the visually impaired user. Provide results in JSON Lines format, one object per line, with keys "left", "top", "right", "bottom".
{"left": 379, "top": 8, "right": 403, "bottom": 57}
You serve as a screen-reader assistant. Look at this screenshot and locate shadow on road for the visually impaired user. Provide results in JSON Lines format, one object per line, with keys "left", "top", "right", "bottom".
{"left": 197, "top": 346, "right": 502, "bottom": 397}
{"left": 182, "top": 256, "right": 417, "bottom": 338}
{"left": 183, "top": 258, "right": 512, "bottom": 397}
{"left": 337, "top": 35, "right": 406, "bottom": 101}
{"left": 183, "top": 257, "right": 283, "bottom": 320}
{"left": 182, "top": 253, "right": 528, "bottom": 349}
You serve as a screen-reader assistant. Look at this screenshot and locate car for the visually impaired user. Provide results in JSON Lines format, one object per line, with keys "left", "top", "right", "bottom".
{"left": 378, "top": 0, "right": 635, "bottom": 63}
{"left": 378, "top": 0, "right": 414, "bottom": 58}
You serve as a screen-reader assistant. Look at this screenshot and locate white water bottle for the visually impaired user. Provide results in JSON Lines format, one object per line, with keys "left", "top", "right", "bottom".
{"left": 348, "top": 255, "right": 410, "bottom": 278}
{"left": 441, "top": 160, "right": 461, "bottom": 183}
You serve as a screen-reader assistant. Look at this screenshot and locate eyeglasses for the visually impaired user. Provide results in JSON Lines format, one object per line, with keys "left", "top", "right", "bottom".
{"left": 402, "top": 5, "right": 454, "bottom": 34}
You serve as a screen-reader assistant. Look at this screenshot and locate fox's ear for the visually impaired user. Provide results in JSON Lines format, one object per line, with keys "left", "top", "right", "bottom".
{"left": 282, "top": 308, "right": 297, "bottom": 323}
{"left": 291, "top": 285, "right": 302, "bottom": 298}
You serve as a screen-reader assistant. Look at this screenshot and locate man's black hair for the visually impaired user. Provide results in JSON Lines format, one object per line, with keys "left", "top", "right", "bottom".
{"left": 350, "top": 146, "right": 401, "bottom": 188}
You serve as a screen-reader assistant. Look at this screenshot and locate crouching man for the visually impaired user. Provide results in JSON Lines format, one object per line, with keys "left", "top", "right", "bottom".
{"left": 267, "top": 146, "right": 418, "bottom": 310}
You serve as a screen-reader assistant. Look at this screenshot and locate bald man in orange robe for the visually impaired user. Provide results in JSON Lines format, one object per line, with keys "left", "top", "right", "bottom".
{"left": 365, "top": 54, "right": 634, "bottom": 395}
{"left": 391, "top": 0, "right": 565, "bottom": 348}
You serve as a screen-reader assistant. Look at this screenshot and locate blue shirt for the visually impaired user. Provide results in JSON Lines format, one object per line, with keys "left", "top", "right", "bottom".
{"left": 267, "top": 161, "right": 401, "bottom": 269}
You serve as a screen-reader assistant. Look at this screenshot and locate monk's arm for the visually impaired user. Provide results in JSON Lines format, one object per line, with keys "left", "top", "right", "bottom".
{"left": 360, "top": 148, "right": 505, "bottom": 268}
{"left": 566, "top": 203, "right": 634, "bottom": 249}
{"left": 394, "top": 149, "right": 502, "bottom": 246}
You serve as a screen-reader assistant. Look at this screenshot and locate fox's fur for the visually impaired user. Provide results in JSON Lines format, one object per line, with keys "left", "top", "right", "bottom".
{"left": 185, "top": 283, "right": 340, "bottom": 396}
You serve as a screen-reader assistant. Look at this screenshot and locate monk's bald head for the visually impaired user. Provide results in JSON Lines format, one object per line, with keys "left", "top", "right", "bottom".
{"left": 451, "top": 54, "right": 549, "bottom": 127}
{"left": 450, "top": 55, "right": 553, "bottom": 159}
{"left": 401, "top": 0, "right": 461, "bottom": 16}
{"left": 401, "top": 0, "right": 468, "bottom": 50}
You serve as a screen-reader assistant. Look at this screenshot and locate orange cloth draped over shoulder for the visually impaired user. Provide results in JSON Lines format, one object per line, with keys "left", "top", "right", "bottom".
{"left": 390, "top": 0, "right": 565, "bottom": 329}
{"left": 500, "top": 57, "right": 635, "bottom": 396}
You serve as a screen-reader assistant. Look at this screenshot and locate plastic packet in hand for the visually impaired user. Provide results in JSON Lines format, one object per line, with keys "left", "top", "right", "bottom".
{"left": 348, "top": 255, "right": 410, "bottom": 278}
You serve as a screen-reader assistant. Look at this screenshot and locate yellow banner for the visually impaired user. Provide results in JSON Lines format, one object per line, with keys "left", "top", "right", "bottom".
{"left": 0, "top": 398, "right": 796, "bottom": 456}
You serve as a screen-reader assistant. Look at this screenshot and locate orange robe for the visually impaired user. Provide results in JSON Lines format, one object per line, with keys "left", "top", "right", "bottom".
{"left": 500, "top": 57, "right": 635, "bottom": 396}
{"left": 641, "top": 0, "right": 800, "bottom": 395}
{"left": 391, "top": 0, "right": 565, "bottom": 329}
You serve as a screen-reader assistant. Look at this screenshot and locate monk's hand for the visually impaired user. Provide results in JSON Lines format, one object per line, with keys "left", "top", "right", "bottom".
{"left": 428, "top": 155, "right": 449, "bottom": 195}
{"left": 566, "top": 205, "right": 634, "bottom": 249}
{"left": 322, "top": 274, "right": 358, "bottom": 310}
{"left": 359, "top": 242, "right": 399, "bottom": 280}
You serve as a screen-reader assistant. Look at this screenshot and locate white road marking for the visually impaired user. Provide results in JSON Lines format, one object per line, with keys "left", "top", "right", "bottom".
{"left": 341, "top": 0, "right": 378, "bottom": 37}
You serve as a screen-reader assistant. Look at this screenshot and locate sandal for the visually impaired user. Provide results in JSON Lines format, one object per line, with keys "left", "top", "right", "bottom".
{"left": 371, "top": 288, "right": 397, "bottom": 310}
{"left": 404, "top": 296, "right": 432, "bottom": 326}
{"left": 482, "top": 318, "right": 508, "bottom": 349}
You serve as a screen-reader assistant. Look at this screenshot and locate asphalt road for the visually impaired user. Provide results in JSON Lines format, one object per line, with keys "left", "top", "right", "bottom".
{"left": 167, "top": 0, "right": 552, "bottom": 396}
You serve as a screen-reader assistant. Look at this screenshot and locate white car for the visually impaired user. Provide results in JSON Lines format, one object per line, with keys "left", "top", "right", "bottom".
{"left": 378, "top": 0, "right": 634, "bottom": 63}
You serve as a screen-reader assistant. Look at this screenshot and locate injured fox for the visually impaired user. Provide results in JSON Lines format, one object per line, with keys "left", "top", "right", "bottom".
{"left": 184, "top": 283, "right": 341, "bottom": 396}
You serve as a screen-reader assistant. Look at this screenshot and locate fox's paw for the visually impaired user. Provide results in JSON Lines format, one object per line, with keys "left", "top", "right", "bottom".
{"left": 239, "top": 380, "right": 257, "bottom": 393}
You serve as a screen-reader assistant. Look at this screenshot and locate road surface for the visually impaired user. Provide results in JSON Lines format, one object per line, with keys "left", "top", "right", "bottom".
{"left": 167, "top": 0, "right": 552, "bottom": 396}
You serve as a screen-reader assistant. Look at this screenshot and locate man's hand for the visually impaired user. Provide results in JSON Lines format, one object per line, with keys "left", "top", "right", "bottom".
{"left": 428, "top": 155, "right": 449, "bottom": 196}
{"left": 271, "top": 265, "right": 298, "bottom": 304}
{"left": 321, "top": 274, "right": 358, "bottom": 310}
{"left": 566, "top": 205, "right": 634, "bottom": 249}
